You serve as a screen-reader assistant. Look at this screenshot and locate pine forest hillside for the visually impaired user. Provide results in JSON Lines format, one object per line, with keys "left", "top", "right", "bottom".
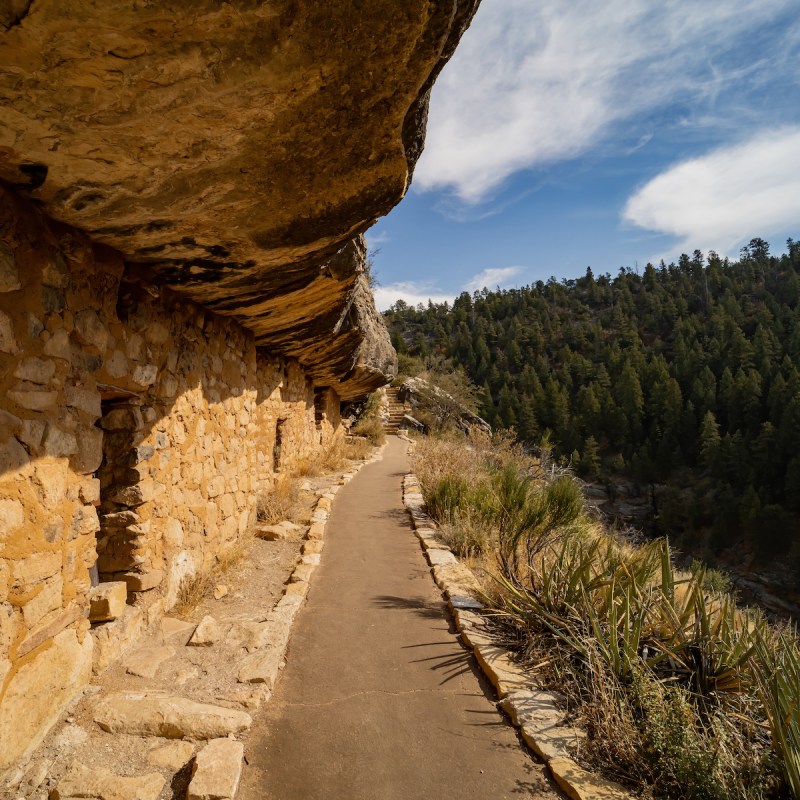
{"left": 384, "top": 238, "right": 800, "bottom": 595}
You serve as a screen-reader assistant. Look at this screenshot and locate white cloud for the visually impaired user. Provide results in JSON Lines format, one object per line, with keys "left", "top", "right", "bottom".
{"left": 373, "top": 266, "right": 526, "bottom": 310}
{"left": 373, "top": 281, "right": 454, "bottom": 311}
{"left": 623, "top": 127, "right": 800, "bottom": 256}
{"left": 464, "top": 266, "right": 522, "bottom": 292}
{"left": 414, "top": 0, "right": 794, "bottom": 202}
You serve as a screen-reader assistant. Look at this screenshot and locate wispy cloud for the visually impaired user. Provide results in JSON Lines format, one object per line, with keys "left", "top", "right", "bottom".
{"left": 464, "top": 266, "right": 522, "bottom": 293}
{"left": 414, "top": 0, "right": 796, "bottom": 203}
{"left": 623, "top": 127, "right": 800, "bottom": 257}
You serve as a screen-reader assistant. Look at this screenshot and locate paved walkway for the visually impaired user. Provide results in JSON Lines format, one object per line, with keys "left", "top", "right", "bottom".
{"left": 239, "top": 437, "right": 558, "bottom": 800}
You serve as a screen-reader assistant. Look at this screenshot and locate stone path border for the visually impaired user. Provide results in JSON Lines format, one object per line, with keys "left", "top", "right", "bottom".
{"left": 400, "top": 458, "right": 633, "bottom": 800}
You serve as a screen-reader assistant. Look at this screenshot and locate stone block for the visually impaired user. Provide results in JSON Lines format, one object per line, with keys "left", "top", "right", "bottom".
{"left": 11, "top": 551, "right": 61, "bottom": 590}
{"left": 94, "top": 693, "right": 252, "bottom": 739}
{"left": 64, "top": 385, "right": 102, "bottom": 417}
{"left": 0, "top": 241, "right": 20, "bottom": 291}
{"left": 42, "top": 328, "right": 71, "bottom": 360}
{"left": 547, "top": 757, "right": 631, "bottom": 800}
{"left": 18, "top": 603, "right": 82, "bottom": 658}
{"left": 147, "top": 740, "right": 196, "bottom": 771}
{"left": 42, "top": 423, "right": 79, "bottom": 457}
{"left": 161, "top": 615, "right": 196, "bottom": 644}
{"left": 306, "top": 522, "right": 325, "bottom": 540}
{"left": 0, "top": 497, "right": 24, "bottom": 532}
{"left": 289, "top": 563, "right": 314, "bottom": 583}
{"left": 89, "top": 581, "right": 128, "bottom": 622}
{"left": 122, "top": 570, "right": 163, "bottom": 592}
{"left": 189, "top": 615, "right": 222, "bottom": 646}
{"left": 73, "top": 309, "right": 108, "bottom": 352}
{"left": 22, "top": 575, "right": 64, "bottom": 627}
{"left": 0, "top": 310, "right": 17, "bottom": 353}
{"left": 18, "top": 418, "right": 46, "bottom": 449}
{"left": 0, "top": 435, "right": 29, "bottom": 472}
{"left": 71, "top": 427, "right": 104, "bottom": 474}
{"left": 14, "top": 357, "right": 55, "bottom": 385}
{"left": 0, "top": 628, "right": 92, "bottom": 773}
{"left": 8, "top": 387, "right": 57, "bottom": 411}
{"left": 426, "top": 549, "right": 457, "bottom": 566}
{"left": 237, "top": 647, "right": 283, "bottom": 688}
{"left": 124, "top": 645, "right": 176, "bottom": 678}
{"left": 302, "top": 540, "right": 323, "bottom": 555}
{"left": 51, "top": 760, "right": 164, "bottom": 800}
{"left": 188, "top": 738, "right": 244, "bottom": 800}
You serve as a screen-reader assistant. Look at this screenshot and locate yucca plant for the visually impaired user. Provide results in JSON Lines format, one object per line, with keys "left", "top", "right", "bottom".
{"left": 752, "top": 629, "right": 800, "bottom": 797}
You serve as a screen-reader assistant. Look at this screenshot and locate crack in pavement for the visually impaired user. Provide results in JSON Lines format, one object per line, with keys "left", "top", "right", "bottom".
{"left": 284, "top": 687, "right": 479, "bottom": 708}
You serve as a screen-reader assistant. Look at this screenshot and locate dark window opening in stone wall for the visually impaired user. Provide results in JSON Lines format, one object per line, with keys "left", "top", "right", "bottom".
{"left": 96, "top": 393, "right": 152, "bottom": 599}
{"left": 273, "top": 418, "right": 286, "bottom": 473}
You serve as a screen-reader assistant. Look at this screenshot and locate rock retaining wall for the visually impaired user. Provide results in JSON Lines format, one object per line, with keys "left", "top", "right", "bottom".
{"left": 0, "top": 188, "right": 342, "bottom": 773}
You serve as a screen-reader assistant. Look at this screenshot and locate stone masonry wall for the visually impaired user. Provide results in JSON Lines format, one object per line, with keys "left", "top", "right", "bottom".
{"left": 0, "top": 188, "right": 341, "bottom": 772}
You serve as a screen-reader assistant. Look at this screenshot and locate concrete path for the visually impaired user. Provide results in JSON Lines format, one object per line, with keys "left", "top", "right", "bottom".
{"left": 239, "top": 437, "right": 559, "bottom": 800}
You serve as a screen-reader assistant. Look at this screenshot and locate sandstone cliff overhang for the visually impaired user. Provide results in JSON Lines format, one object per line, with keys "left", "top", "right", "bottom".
{"left": 0, "top": 0, "right": 479, "bottom": 399}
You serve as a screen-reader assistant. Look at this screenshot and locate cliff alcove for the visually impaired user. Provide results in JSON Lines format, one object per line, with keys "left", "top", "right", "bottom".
{"left": 0, "top": 0, "right": 480, "bottom": 775}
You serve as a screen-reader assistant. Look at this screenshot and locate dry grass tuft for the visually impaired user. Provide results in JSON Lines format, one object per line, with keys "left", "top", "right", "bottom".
{"left": 257, "top": 474, "right": 304, "bottom": 525}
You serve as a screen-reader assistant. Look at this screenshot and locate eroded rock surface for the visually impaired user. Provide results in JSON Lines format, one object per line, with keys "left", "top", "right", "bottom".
{"left": 0, "top": 0, "right": 479, "bottom": 396}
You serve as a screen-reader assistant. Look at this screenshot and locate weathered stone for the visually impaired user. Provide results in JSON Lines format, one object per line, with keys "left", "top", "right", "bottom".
{"left": 73, "top": 309, "right": 108, "bottom": 353}
{"left": 42, "top": 328, "right": 71, "bottom": 360}
{"left": 0, "top": 628, "right": 92, "bottom": 773}
{"left": 14, "top": 357, "right": 56, "bottom": 385}
{"left": 51, "top": 760, "right": 164, "bottom": 800}
{"left": 0, "top": 241, "right": 20, "bottom": 292}
{"left": 188, "top": 738, "right": 244, "bottom": 800}
{"left": 89, "top": 581, "right": 128, "bottom": 622}
{"left": 0, "top": 435, "right": 29, "bottom": 472}
{"left": 0, "top": 310, "right": 17, "bottom": 353}
{"left": 302, "top": 540, "right": 323, "bottom": 555}
{"left": 237, "top": 647, "right": 283, "bottom": 688}
{"left": 301, "top": 553, "right": 321, "bottom": 566}
{"left": 189, "top": 615, "right": 222, "bottom": 647}
{"left": 426, "top": 549, "right": 458, "bottom": 567}
{"left": 473, "top": 643, "right": 533, "bottom": 699}
{"left": 64, "top": 385, "right": 102, "bottom": 418}
{"left": 306, "top": 522, "right": 325, "bottom": 541}
{"left": 17, "top": 603, "right": 82, "bottom": 658}
{"left": 123, "top": 645, "right": 175, "bottom": 678}
{"left": 213, "top": 584, "right": 228, "bottom": 600}
{"left": 0, "top": 497, "right": 24, "bottom": 532}
{"left": 146, "top": 740, "right": 196, "bottom": 771}
{"left": 289, "top": 563, "right": 314, "bottom": 583}
{"left": 8, "top": 387, "right": 57, "bottom": 412}
{"left": 18, "top": 418, "right": 46, "bottom": 450}
{"left": 548, "top": 757, "right": 632, "bottom": 800}
{"left": 10, "top": 551, "right": 61, "bottom": 590}
{"left": 94, "top": 693, "right": 252, "bottom": 739}
{"left": 121, "top": 570, "right": 163, "bottom": 592}
{"left": 42, "top": 424, "right": 79, "bottom": 457}
{"left": 161, "top": 616, "right": 196, "bottom": 644}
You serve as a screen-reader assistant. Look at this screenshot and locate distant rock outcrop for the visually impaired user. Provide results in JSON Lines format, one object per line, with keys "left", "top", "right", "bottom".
{"left": 0, "top": 0, "right": 480, "bottom": 396}
{"left": 398, "top": 376, "right": 491, "bottom": 434}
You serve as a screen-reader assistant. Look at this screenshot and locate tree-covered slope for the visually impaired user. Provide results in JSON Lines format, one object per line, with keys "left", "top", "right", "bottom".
{"left": 384, "top": 238, "right": 800, "bottom": 575}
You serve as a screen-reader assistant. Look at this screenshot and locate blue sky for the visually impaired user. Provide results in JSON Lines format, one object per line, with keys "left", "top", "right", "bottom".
{"left": 368, "top": 0, "right": 800, "bottom": 310}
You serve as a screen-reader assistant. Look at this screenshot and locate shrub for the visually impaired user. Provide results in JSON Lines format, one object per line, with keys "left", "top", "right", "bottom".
{"left": 351, "top": 416, "right": 385, "bottom": 445}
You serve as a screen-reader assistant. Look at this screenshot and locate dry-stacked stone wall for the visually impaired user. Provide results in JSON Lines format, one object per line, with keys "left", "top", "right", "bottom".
{"left": 0, "top": 188, "right": 342, "bottom": 771}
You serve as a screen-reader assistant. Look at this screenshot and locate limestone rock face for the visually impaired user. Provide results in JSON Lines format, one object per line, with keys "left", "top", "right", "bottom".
{"left": 0, "top": 0, "right": 479, "bottom": 396}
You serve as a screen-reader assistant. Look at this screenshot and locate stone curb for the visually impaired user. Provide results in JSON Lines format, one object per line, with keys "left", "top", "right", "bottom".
{"left": 400, "top": 463, "right": 632, "bottom": 800}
